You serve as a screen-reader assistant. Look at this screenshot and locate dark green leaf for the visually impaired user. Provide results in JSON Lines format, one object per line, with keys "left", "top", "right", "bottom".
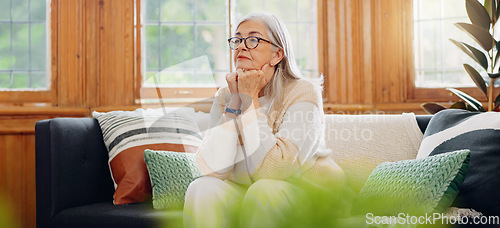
{"left": 421, "top": 103, "right": 447, "bottom": 114}
{"left": 463, "top": 64, "right": 488, "bottom": 96}
{"left": 455, "top": 23, "right": 494, "bottom": 51}
{"left": 447, "top": 88, "right": 486, "bottom": 111}
{"left": 488, "top": 72, "right": 500, "bottom": 78}
{"left": 495, "top": 93, "right": 500, "bottom": 110}
{"left": 467, "top": 0, "right": 491, "bottom": 29}
{"left": 463, "top": 42, "right": 490, "bottom": 70}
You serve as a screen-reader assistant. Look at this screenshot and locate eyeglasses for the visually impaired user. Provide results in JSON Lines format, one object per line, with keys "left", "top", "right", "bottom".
{"left": 227, "top": 36, "right": 279, "bottom": 50}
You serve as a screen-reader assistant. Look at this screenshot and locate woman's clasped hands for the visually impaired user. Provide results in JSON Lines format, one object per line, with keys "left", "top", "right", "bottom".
{"left": 225, "top": 63, "right": 274, "bottom": 111}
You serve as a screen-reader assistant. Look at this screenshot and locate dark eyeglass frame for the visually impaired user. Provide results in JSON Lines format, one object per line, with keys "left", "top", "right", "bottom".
{"left": 227, "top": 36, "right": 279, "bottom": 50}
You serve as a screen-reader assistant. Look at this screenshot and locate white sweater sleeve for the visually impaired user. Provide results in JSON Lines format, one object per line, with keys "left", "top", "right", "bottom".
{"left": 239, "top": 102, "right": 324, "bottom": 174}
{"left": 196, "top": 90, "right": 239, "bottom": 175}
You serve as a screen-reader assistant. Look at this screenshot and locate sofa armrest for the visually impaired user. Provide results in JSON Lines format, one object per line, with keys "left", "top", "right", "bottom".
{"left": 36, "top": 118, "right": 115, "bottom": 228}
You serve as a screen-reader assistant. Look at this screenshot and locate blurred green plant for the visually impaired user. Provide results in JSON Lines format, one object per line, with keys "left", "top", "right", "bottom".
{"left": 158, "top": 178, "right": 455, "bottom": 228}
{"left": 422, "top": 0, "right": 500, "bottom": 114}
{"left": 0, "top": 193, "right": 18, "bottom": 228}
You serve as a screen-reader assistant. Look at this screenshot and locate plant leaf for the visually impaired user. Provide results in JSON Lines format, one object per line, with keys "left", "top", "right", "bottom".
{"left": 463, "top": 64, "right": 488, "bottom": 96}
{"left": 497, "top": 0, "right": 500, "bottom": 23}
{"left": 455, "top": 23, "right": 494, "bottom": 51}
{"left": 449, "top": 101, "right": 467, "bottom": 109}
{"left": 495, "top": 93, "right": 500, "bottom": 110}
{"left": 450, "top": 39, "right": 488, "bottom": 70}
{"left": 485, "top": 0, "right": 498, "bottom": 24}
{"left": 447, "top": 88, "right": 486, "bottom": 111}
{"left": 488, "top": 72, "right": 500, "bottom": 78}
{"left": 467, "top": 0, "right": 491, "bottom": 30}
{"left": 449, "top": 101, "right": 479, "bottom": 111}
{"left": 463, "top": 42, "right": 490, "bottom": 70}
{"left": 421, "top": 103, "right": 447, "bottom": 114}
{"left": 495, "top": 41, "right": 500, "bottom": 69}
{"left": 485, "top": 0, "right": 493, "bottom": 19}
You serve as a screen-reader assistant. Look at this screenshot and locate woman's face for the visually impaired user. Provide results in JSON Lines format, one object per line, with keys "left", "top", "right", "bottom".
{"left": 233, "top": 20, "right": 278, "bottom": 70}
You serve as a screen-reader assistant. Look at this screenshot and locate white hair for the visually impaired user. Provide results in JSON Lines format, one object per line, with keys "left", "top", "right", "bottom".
{"left": 236, "top": 12, "right": 308, "bottom": 104}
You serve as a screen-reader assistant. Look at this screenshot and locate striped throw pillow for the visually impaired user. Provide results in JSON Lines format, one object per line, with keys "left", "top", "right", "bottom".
{"left": 93, "top": 107, "right": 202, "bottom": 205}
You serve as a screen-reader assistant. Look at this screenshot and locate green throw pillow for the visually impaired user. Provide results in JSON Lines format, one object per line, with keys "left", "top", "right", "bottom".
{"left": 354, "top": 149, "right": 470, "bottom": 216}
{"left": 144, "top": 149, "right": 202, "bottom": 209}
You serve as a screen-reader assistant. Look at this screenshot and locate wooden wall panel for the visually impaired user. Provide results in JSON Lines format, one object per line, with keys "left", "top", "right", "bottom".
{"left": 374, "top": 0, "right": 408, "bottom": 103}
{"left": 86, "top": 0, "right": 99, "bottom": 107}
{"left": 323, "top": 0, "right": 413, "bottom": 112}
{"left": 98, "top": 0, "right": 135, "bottom": 106}
{"left": 323, "top": 0, "right": 375, "bottom": 106}
{"left": 0, "top": 134, "right": 36, "bottom": 228}
{"left": 57, "top": 0, "right": 85, "bottom": 107}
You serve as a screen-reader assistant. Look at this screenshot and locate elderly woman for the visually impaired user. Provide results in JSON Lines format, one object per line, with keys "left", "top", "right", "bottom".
{"left": 183, "top": 12, "right": 345, "bottom": 228}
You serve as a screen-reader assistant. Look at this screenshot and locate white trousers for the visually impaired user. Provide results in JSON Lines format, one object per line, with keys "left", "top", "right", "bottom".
{"left": 183, "top": 176, "right": 305, "bottom": 228}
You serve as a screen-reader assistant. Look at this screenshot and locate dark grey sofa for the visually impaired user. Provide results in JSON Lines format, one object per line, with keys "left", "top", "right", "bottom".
{"left": 35, "top": 118, "right": 183, "bottom": 228}
{"left": 35, "top": 116, "right": 432, "bottom": 228}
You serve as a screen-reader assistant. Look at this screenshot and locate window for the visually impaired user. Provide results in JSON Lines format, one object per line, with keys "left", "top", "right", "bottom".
{"left": 413, "top": 0, "right": 481, "bottom": 88}
{"left": 140, "top": 0, "right": 318, "bottom": 101}
{"left": 0, "top": 0, "right": 49, "bottom": 90}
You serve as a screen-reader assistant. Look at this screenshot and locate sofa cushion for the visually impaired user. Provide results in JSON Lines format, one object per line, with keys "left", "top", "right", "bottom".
{"left": 51, "top": 201, "right": 182, "bottom": 228}
{"left": 354, "top": 149, "right": 470, "bottom": 215}
{"left": 325, "top": 113, "right": 423, "bottom": 192}
{"left": 416, "top": 109, "right": 500, "bottom": 216}
{"left": 93, "top": 108, "right": 203, "bottom": 205}
{"left": 144, "top": 150, "right": 201, "bottom": 209}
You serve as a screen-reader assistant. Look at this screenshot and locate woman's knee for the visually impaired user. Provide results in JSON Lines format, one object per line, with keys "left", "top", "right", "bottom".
{"left": 185, "top": 176, "right": 225, "bottom": 199}
{"left": 244, "top": 179, "right": 295, "bottom": 205}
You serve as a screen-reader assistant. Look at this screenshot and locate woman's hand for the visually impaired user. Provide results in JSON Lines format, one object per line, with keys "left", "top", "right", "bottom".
{"left": 225, "top": 71, "right": 239, "bottom": 94}
{"left": 225, "top": 72, "right": 242, "bottom": 111}
{"left": 236, "top": 63, "right": 272, "bottom": 101}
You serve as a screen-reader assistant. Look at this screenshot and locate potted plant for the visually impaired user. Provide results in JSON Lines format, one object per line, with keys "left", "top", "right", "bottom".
{"left": 422, "top": 0, "right": 500, "bottom": 114}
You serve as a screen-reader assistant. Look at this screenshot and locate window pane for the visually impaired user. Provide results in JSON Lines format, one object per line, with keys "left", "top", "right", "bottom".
{"left": 144, "top": 0, "right": 159, "bottom": 22}
{"left": 30, "top": 72, "right": 46, "bottom": 88}
{"left": 12, "top": 73, "right": 28, "bottom": 88}
{"left": 145, "top": 25, "right": 159, "bottom": 70}
{"left": 263, "top": 0, "right": 297, "bottom": 23}
{"left": 0, "top": 74, "right": 9, "bottom": 88}
{"left": 0, "top": 0, "right": 10, "bottom": 21}
{"left": 232, "top": 0, "right": 265, "bottom": 19}
{"left": 1, "top": 0, "right": 49, "bottom": 90}
{"left": 413, "top": 0, "right": 475, "bottom": 88}
{"left": 297, "top": 0, "right": 316, "bottom": 21}
{"left": 31, "top": 0, "right": 46, "bottom": 21}
{"left": 196, "top": 25, "right": 228, "bottom": 71}
{"left": 11, "top": 23, "right": 29, "bottom": 70}
{"left": 0, "top": 23, "right": 10, "bottom": 70}
{"left": 160, "top": 0, "right": 194, "bottom": 22}
{"left": 160, "top": 25, "right": 195, "bottom": 69}
{"left": 143, "top": 0, "right": 228, "bottom": 87}
{"left": 31, "top": 23, "right": 46, "bottom": 70}
{"left": 11, "top": 0, "right": 28, "bottom": 21}
{"left": 297, "top": 24, "right": 318, "bottom": 72}
{"left": 197, "top": 0, "right": 226, "bottom": 21}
